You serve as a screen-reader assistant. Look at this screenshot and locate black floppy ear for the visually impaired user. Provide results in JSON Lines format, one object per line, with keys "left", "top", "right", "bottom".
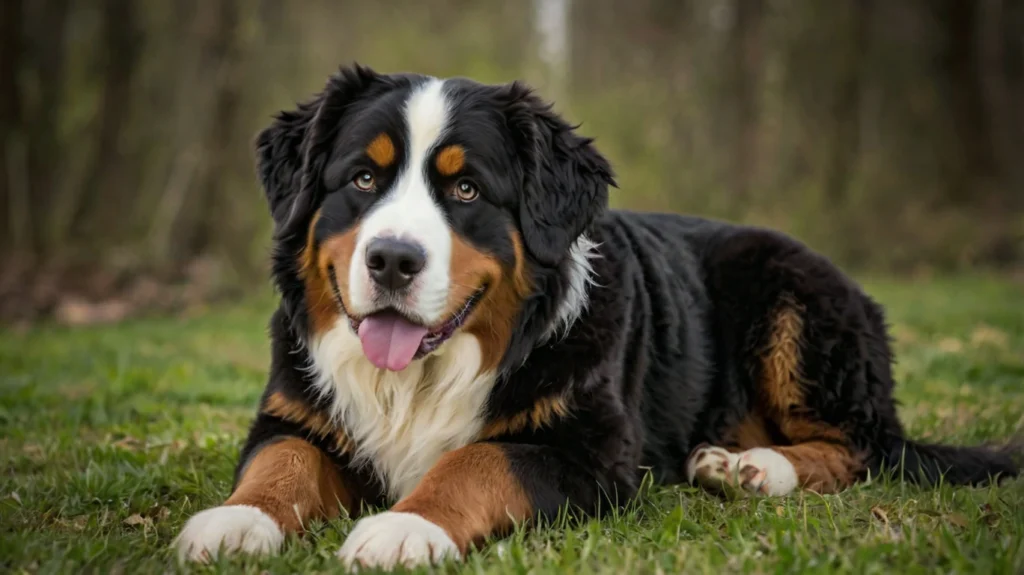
{"left": 255, "top": 97, "right": 320, "bottom": 229}
{"left": 504, "top": 83, "right": 616, "bottom": 268}
{"left": 255, "top": 64, "right": 383, "bottom": 239}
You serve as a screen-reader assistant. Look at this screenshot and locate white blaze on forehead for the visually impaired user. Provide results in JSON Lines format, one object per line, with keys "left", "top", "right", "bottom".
{"left": 349, "top": 79, "right": 454, "bottom": 324}
{"left": 403, "top": 80, "right": 449, "bottom": 171}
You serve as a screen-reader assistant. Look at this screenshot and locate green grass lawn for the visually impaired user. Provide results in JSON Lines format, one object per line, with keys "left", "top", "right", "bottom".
{"left": 2, "top": 277, "right": 1023, "bottom": 574}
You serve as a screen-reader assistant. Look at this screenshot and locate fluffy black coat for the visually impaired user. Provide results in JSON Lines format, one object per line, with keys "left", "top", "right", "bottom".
{"left": 485, "top": 212, "right": 1019, "bottom": 516}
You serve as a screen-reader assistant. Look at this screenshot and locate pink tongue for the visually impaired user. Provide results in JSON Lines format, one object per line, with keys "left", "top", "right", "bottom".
{"left": 357, "top": 312, "right": 429, "bottom": 372}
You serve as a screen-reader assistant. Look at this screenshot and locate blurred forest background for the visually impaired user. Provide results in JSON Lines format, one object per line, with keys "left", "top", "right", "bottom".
{"left": 2, "top": 0, "right": 1023, "bottom": 324}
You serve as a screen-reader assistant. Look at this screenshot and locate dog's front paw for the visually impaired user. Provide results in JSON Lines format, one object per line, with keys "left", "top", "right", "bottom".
{"left": 337, "top": 511, "right": 460, "bottom": 570}
{"left": 174, "top": 505, "right": 283, "bottom": 562}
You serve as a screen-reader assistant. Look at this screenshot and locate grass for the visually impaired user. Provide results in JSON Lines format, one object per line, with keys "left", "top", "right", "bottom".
{"left": 1, "top": 276, "right": 1023, "bottom": 574}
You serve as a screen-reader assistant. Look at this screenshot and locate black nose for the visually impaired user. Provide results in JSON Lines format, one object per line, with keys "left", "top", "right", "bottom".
{"left": 365, "top": 238, "right": 426, "bottom": 291}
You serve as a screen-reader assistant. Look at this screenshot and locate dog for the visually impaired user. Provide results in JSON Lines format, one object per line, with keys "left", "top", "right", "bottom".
{"left": 174, "top": 65, "right": 1018, "bottom": 569}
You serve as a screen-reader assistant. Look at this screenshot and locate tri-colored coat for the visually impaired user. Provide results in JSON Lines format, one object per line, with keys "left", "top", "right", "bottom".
{"left": 174, "top": 66, "right": 1018, "bottom": 570}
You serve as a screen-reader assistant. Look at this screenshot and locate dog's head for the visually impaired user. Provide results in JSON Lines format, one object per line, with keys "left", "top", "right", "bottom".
{"left": 261, "top": 65, "right": 614, "bottom": 374}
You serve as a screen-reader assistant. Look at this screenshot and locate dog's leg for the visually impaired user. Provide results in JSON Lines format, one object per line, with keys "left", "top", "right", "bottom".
{"left": 336, "top": 443, "right": 529, "bottom": 569}
{"left": 175, "top": 437, "right": 355, "bottom": 562}
{"left": 771, "top": 442, "right": 861, "bottom": 493}
{"left": 688, "top": 293, "right": 864, "bottom": 497}
{"left": 337, "top": 441, "right": 614, "bottom": 570}
{"left": 686, "top": 441, "right": 859, "bottom": 496}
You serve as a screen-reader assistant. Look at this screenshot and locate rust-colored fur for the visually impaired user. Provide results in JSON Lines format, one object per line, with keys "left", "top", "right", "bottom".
{"left": 226, "top": 438, "right": 354, "bottom": 532}
{"left": 392, "top": 443, "right": 533, "bottom": 553}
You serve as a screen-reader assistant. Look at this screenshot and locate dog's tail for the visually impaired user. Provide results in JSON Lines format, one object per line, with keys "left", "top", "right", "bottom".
{"left": 876, "top": 435, "right": 1020, "bottom": 486}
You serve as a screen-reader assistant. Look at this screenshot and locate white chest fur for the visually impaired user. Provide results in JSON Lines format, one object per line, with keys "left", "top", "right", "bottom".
{"left": 308, "top": 320, "right": 495, "bottom": 500}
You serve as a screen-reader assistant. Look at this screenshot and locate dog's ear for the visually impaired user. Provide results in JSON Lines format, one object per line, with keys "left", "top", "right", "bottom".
{"left": 255, "top": 64, "right": 383, "bottom": 239}
{"left": 255, "top": 97, "right": 320, "bottom": 230}
{"left": 503, "top": 83, "right": 615, "bottom": 267}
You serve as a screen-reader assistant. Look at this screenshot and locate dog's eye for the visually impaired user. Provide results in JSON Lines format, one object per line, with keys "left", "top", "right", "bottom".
{"left": 452, "top": 179, "right": 479, "bottom": 203}
{"left": 353, "top": 171, "right": 375, "bottom": 192}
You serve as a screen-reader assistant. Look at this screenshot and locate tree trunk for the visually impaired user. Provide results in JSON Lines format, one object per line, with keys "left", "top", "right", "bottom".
{"left": 170, "top": 0, "right": 243, "bottom": 263}
{"left": 64, "top": 0, "right": 142, "bottom": 244}
{"left": 533, "top": 0, "right": 571, "bottom": 107}
{"left": 0, "top": 0, "right": 25, "bottom": 252}
{"left": 942, "top": 0, "right": 996, "bottom": 202}
{"left": 824, "top": 0, "right": 872, "bottom": 203}
{"left": 729, "top": 0, "right": 764, "bottom": 204}
{"left": 25, "top": 0, "right": 70, "bottom": 256}
{"left": 978, "top": 0, "right": 1024, "bottom": 210}
{"left": 1006, "top": 0, "right": 1024, "bottom": 210}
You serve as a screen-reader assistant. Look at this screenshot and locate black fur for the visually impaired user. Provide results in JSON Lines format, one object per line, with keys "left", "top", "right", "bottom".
{"left": 240, "top": 65, "right": 1019, "bottom": 530}
{"left": 502, "top": 82, "right": 615, "bottom": 268}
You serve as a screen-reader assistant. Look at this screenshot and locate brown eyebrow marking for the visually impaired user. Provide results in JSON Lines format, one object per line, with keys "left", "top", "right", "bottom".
{"left": 436, "top": 145, "right": 466, "bottom": 176}
{"left": 365, "top": 133, "right": 396, "bottom": 168}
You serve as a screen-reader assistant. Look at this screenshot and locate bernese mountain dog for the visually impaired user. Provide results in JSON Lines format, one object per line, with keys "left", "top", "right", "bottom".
{"left": 175, "top": 65, "right": 1018, "bottom": 568}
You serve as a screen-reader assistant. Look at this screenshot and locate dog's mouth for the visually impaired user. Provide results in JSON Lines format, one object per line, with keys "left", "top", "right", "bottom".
{"left": 346, "top": 287, "right": 487, "bottom": 372}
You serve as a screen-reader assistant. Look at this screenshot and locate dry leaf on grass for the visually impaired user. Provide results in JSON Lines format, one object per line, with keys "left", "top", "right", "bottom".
{"left": 123, "top": 514, "right": 152, "bottom": 528}
{"left": 22, "top": 443, "right": 45, "bottom": 461}
{"left": 870, "top": 506, "right": 903, "bottom": 542}
{"left": 870, "top": 506, "right": 889, "bottom": 525}
{"left": 112, "top": 436, "right": 143, "bottom": 451}
{"left": 62, "top": 516, "right": 89, "bottom": 531}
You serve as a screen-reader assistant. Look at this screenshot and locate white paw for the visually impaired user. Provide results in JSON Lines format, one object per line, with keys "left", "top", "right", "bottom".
{"left": 735, "top": 448, "right": 799, "bottom": 496}
{"left": 174, "top": 505, "right": 284, "bottom": 563}
{"left": 686, "top": 445, "right": 741, "bottom": 493}
{"left": 686, "top": 445, "right": 798, "bottom": 497}
{"left": 337, "top": 511, "right": 460, "bottom": 570}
